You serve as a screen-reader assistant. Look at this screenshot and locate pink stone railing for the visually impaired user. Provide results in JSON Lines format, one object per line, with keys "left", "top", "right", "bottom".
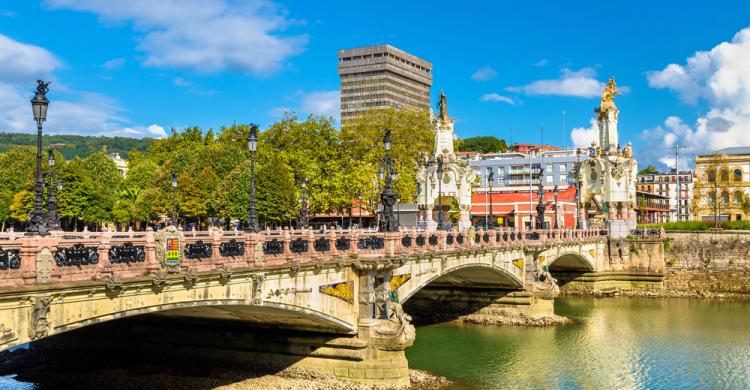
{"left": 0, "top": 227, "right": 606, "bottom": 288}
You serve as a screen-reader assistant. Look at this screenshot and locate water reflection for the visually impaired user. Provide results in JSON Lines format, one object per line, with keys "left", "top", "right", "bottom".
{"left": 407, "top": 297, "right": 750, "bottom": 389}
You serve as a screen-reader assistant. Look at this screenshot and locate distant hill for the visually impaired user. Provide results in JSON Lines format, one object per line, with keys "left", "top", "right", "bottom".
{"left": 0, "top": 132, "right": 155, "bottom": 160}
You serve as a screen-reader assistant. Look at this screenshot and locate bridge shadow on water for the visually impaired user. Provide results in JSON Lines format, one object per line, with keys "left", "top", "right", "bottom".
{"left": 0, "top": 314, "right": 341, "bottom": 390}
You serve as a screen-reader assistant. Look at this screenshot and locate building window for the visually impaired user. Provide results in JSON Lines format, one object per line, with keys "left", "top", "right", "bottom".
{"left": 721, "top": 169, "right": 729, "bottom": 182}
{"left": 546, "top": 164, "right": 553, "bottom": 172}
{"left": 559, "top": 175, "right": 566, "bottom": 183}
{"left": 708, "top": 191, "right": 716, "bottom": 205}
{"left": 735, "top": 191, "right": 745, "bottom": 204}
{"left": 707, "top": 169, "right": 716, "bottom": 182}
{"left": 721, "top": 191, "right": 730, "bottom": 205}
{"left": 734, "top": 169, "right": 743, "bottom": 182}
{"left": 546, "top": 175, "right": 553, "bottom": 184}
{"left": 559, "top": 165, "right": 566, "bottom": 173}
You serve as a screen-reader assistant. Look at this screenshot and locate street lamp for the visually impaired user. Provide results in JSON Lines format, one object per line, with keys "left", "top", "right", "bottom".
{"left": 378, "top": 130, "right": 398, "bottom": 232}
{"left": 357, "top": 194, "right": 363, "bottom": 229}
{"left": 487, "top": 167, "right": 494, "bottom": 230}
{"left": 171, "top": 172, "right": 177, "bottom": 226}
{"left": 436, "top": 156, "right": 445, "bottom": 231}
{"left": 247, "top": 124, "right": 259, "bottom": 232}
{"left": 45, "top": 149, "right": 60, "bottom": 231}
{"left": 27, "top": 80, "right": 50, "bottom": 236}
{"left": 299, "top": 178, "right": 308, "bottom": 229}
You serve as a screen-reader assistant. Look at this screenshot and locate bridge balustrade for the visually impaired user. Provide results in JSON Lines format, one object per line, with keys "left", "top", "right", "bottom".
{"left": 0, "top": 227, "right": 605, "bottom": 288}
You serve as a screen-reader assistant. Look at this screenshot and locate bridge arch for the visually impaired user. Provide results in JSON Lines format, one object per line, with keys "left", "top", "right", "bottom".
{"left": 2, "top": 296, "right": 356, "bottom": 353}
{"left": 399, "top": 262, "right": 524, "bottom": 304}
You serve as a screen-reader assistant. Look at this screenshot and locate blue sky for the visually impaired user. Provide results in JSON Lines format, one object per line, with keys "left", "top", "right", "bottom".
{"left": 1, "top": 1, "right": 750, "bottom": 169}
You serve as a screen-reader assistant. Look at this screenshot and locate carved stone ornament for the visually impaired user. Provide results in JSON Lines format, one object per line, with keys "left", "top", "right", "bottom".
{"left": 371, "top": 301, "right": 416, "bottom": 351}
{"left": 313, "top": 260, "right": 324, "bottom": 274}
{"left": 289, "top": 260, "right": 301, "bottom": 276}
{"left": 183, "top": 267, "right": 198, "bottom": 284}
{"left": 1, "top": 324, "right": 16, "bottom": 343}
{"left": 151, "top": 269, "right": 168, "bottom": 287}
{"left": 104, "top": 273, "right": 124, "bottom": 292}
{"left": 335, "top": 257, "right": 347, "bottom": 271}
{"left": 217, "top": 264, "right": 232, "bottom": 281}
{"left": 251, "top": 273, "right": 265, "bottom": 305}
{"left": 30, "top": 296, "right": 51, "bottom": 340}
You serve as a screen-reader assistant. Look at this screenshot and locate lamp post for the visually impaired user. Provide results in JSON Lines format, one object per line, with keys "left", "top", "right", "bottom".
{"left": 247, "top": 124, "right": 259, "bottom": 232}
{"left": 299, "top": 177, "right": 308, "bottom": 229}
{"left": 45, "top": 149, "right": 61, "bottom": 231}
{"left": 357, "top": 194, "right": 363, "bottom": 229}
{"left": 487, "top": 167, "right": 494, "bottom": 230}
{"left": 27, "top": 80, "right": 50, "bottom": 236}
{"left": 171, "top": 172, "right": 177, "bottom": 226}
{"left": 436, "top": 156, "right": 445, "bottom": 231}
{"left": 378, "top": 130, "right": 398, "bottom": 232}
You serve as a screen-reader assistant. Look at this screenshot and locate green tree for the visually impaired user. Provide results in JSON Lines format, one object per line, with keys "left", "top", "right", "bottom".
{"left": 0, "top": 146, "right": 36, "bottom": 226}
{"left": 213, "top": 155, "right": 297, "bottom": 227}
{"left": 457, "top": 136, "right": 509, "bottom": 154}
{"left": 342, "top": 107, "right": 433, "bottom": 213}
{"left": 639, "top": 165, "right": 658, "bottom": 175}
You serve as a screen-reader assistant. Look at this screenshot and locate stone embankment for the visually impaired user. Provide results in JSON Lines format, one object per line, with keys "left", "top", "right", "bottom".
{"left": 565, "top": 231, "right": 750, "bottom": 298}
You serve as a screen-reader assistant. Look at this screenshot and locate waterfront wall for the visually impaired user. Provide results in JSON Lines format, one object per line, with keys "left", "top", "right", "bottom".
{"left": 663, "top": 230, "right": 750, "bottom": 297}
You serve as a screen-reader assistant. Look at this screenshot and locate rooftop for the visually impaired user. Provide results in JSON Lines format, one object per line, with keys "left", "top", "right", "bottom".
{"left": 702, "top": 146, "right": 750, "bottom": 156}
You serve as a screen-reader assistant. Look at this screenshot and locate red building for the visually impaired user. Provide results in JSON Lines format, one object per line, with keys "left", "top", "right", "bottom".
{"left": 512, "top": 144, "right": 560, "bottom": 154}
{"left": 471, "top": 186, "right": 578, "bottom": 229}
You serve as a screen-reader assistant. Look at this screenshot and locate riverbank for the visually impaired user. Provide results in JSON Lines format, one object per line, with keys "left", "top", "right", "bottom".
{"left": 0, "top": 343, "right": 451, "bottom": 390}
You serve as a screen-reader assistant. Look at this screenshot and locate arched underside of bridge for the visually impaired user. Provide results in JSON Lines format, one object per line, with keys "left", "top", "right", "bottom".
{"left": 548, "top": 253, "right": 595, "bottom": 272}
{"left": 400, "top": 263, "right": 524, "bottom": 304}
{"left": 0, "top": 298, "right": 356, "bottom": 354}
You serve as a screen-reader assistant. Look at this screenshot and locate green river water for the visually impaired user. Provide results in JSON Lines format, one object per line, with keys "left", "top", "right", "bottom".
{"left": 406, "top": 297, "right": 750, "bottom": 389}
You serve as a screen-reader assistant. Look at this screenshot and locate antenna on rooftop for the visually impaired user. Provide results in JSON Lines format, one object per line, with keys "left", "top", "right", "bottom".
{"left": 562, "top": 111, "right": 567, "bottom": 150}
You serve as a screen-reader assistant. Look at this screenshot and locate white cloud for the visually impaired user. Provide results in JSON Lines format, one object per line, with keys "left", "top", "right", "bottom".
{"left": 479, "top": 93, "right": 515, "bottom": 105}
{"left": 0, "top": 9, "right": 16, "bottom": 17}
{"left": 123, "top": 124, "right": 167, "bottom": 138}
{"left": 101, "top": 57, "right": 125, "bottom": 70}
{"left": 641, "top": 26, "right": 750, "bottom": 169}
{"left": 0, "top": 34, "right": 60, "bottom": 84}
{"left": 534, "top": 59, "right": 549, "bottom": 67}
{"left": 173, "top": 77, "right": 191, "bottom": 87}
{"left": 300, "top": 90, "right": 339, "bottom": 121}
{"left": 45, "top": 0, "right": 307, "bottom": 75}
{"left": 570, "top": 118, "right": 599, "bottom": 148}
{"left": 0, "top": 34, "right": 165, "bottom": 139}
{"left": 507, "top": 67, "right": 605, "bottom": 98}
{"left": 471, "top": 66, "right": 497, "bottom": 82}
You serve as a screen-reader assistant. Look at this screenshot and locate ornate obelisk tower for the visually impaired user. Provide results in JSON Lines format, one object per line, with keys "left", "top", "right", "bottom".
{"left": 577, "top": 78, "right": 638, "bottom": 237}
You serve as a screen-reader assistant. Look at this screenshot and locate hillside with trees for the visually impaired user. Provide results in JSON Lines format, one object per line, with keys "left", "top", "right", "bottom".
{"left": 0, "top": 132, "right": 154, "bottom": 160}
{"left": 456, "top": 136, "right": 509, "bottom": 154}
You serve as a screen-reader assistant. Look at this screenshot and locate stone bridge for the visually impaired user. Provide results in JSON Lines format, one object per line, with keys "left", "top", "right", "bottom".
{"left": 0, "top": 227, "right": 664, "bottom": 386}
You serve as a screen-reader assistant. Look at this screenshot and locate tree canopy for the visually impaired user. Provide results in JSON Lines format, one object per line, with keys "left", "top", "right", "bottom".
{"left": 456, "top": 136, "right": 509, "bottom": 154}
{"left": 0, "top": 108, "right": 435, "bottom": 230}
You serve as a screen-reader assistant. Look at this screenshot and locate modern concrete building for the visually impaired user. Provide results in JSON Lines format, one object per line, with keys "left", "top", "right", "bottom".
{"left": 338, "top": 44, "right": 432, "bottom": 124}
{"left": 636, "top": 170, "right": 694, "bottom": 221}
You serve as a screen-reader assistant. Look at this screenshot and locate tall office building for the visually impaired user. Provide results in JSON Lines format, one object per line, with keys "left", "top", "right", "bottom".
{"left": 338, "top": 44, "right": 432, "bottom": 124}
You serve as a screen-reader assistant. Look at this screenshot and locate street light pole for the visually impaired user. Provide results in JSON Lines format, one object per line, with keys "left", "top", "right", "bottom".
{"left": 45, "top": 149, "right": 61, "bottom": 231}
{"left": 27, "top": 80, "right": 50, "bottom": 236}
{"left": 171, "top": 172, "right": 177, "bottom": 226}
{"left": 357, "top": 194, "right": 364, "bottom": 229}
{"left": 488, "top": 168, "right": 494, "bottom": 229}
{"left": 378, "top": 130, "right": 398, "bottom": 232}
{"left": 247, "top": 124, "right": 259, "bottom": 232}
{"left": 436, "top": 156, "right": 445, "bottom": 231}
{"left": 299, "top": 177, "right": 308, "bottom": 229}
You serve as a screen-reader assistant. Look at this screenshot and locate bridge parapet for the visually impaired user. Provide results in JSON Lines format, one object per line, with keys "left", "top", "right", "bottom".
{"left": 0, "top": 227, "right": 607, "bottom": 288}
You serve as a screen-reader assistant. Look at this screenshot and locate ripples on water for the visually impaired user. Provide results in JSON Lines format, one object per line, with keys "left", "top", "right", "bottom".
{"left": 406, "top": 297, "right": 750, "bottom": 390}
